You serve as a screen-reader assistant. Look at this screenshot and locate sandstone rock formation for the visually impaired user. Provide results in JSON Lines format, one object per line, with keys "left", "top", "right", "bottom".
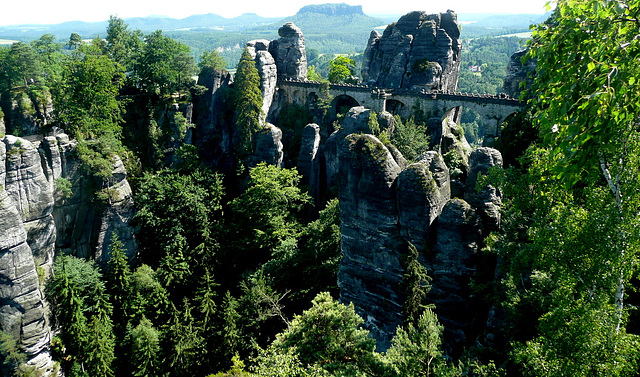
{"left": 503, "top": 49, "right": 536, "bottom": 98}
{"left": 361, "top": 11, "right": 462, "bottom": 91}
{"left": 324, "top": 105, "right": 503, "bottom": 352}
{"left": 336, "top": 133, "right": 404, "bottom": 350}
{"left": 3, "top": 136, "right": 56, "bottom": 276}
{"left": 0, "top": 136, "right": 56, "bottom": 374}
{"left": 252, "top": 123, "right": 284, "bottom": 167}
{"left": 464, "top": 147, "right": 503, "bottom": 230}
{"left": 0, "top": 133, "right": 137, "bottom": 375}
{"left": 192, "top": 67, "right": 235, "bottom": 168}
{"left": 247, "top": 40, "right": 278, "bottom": 119}
{"left": 270, "top": 22, "right": 308, "bottom": 81}
{"left": 0, "top": 189, "right": 55, "bottom": 374}
{"left": 297, "top": 123, "right": 321, "bottom": 187}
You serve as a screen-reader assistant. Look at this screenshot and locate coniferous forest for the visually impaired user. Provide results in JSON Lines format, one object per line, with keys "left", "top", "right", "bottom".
{"left": 1, "top": 0, "right": 640, "bottom": 376}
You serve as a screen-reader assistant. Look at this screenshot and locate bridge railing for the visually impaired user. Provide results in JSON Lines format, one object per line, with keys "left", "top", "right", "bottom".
{"left": 277, "top": 78, "right": 524, "bottom": 106}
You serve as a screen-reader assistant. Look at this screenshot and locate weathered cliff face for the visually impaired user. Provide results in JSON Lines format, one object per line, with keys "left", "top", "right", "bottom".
{"left": 252, "top": 123, "right": 284, "bottom": 167}
{"left": 324, "top": 106, "right": 502, "bottom": 352}
{"left": 361, "top": 11, "right": 462, "bottom": 91}
{"left": 0, "top": 189, "right": 54, "bottom": 374}
{"left": 0, "top": 135, "right": 56, "bottom": 374}
{"left": 192, "top": 68, "right": 235, "bottom": 169}
{"left": 49, "top": 134, "right": 136, "bottom": 263}
{"left": 247, "top": 40, "right": 278, "bottom": 119}
{"left": 337, "top": 132, "right": 404, "bottom": 351}
{"left": 3, "top": 136, "right": 56, "bottom": 276}
{"left": 0, "top": 133, "right": 137, "bottom": 374}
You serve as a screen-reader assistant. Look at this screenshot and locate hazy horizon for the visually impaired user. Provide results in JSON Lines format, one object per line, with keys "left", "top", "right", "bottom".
{"left": 2, "top": 0, "right": 549, "bottom": 27}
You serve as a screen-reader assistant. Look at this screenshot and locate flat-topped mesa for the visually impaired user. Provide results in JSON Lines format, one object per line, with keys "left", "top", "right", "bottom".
{"left": 361, "top": 10, "right": 462, "bottom": 92}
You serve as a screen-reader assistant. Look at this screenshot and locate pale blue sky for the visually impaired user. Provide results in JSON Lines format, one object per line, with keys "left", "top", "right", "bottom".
{"left": 2, "top": 0, "right": 550, "bottom": 26}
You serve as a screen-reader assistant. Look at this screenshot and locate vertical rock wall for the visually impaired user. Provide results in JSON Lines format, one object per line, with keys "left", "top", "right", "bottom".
{"left": 325, "top": 107, "right": 502, "bottom": 352}
{"left": 0, "top": 133, "right": 137, "bottom": 375}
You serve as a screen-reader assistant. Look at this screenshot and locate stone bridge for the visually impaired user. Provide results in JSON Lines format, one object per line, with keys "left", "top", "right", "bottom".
{"left": 276, "top": 78, "right": 525, "bottom": 143}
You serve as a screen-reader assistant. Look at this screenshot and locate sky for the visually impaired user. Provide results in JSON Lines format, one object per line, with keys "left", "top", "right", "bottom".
{"left": 0, "top": 0, "right": 550, "bottom": 27}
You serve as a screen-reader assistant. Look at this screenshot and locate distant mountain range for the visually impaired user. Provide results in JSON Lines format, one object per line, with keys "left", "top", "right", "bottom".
{"left": 0, "top": 3, "right": 548, "bottom": 42}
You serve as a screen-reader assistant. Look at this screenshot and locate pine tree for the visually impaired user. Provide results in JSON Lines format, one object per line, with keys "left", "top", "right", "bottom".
{"left": 196, "top": 269, "right": 217, "bottom": 327}
{"left": 233, "top": 47, "right": 263, "bottom": 154}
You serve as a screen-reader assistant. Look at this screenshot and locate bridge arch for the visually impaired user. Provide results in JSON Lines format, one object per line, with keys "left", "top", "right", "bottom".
{"left": 330, "top": 94, "right": 360, "bottom": 119}
{"left": 385, "top": 99, "right": 407, "bottom": 117}
{"left": 307, "top": 92, "right": 318, "bottom": 107}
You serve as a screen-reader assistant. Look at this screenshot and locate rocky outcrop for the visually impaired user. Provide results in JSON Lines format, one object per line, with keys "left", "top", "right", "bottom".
{"left": 3, "top": 136, "right": 56, "bottom": 277}
{"left": 297, "top": 123, "right": 321, "bottom": 185}
{"left": 192, "top": 67, "right": 235, "bottom": 168}
{"left": 431, "top": 199, "right": 483, "bottom": 350}
{"left": 0, "top": 149, "right": 54, "bottom": 374}
{"left": 269, "top": 22, "right": 308, "bottom": 81}
{"left": 328, "top": 105, "right": 503, "bottom": 352}
{"left": 247, "top": 40, "right": 278, "bottom": 119}
{"left": 397, "top": 152, "right": 450, "bottom": 249}
{"left": 337, "top": 133, "right": 404, "bottom": 351}
{"left": 503, "top": 49, "right": 536, "bottom": 99}
{"left": 361, "top": 11, "right": 462, "bottom": 91}
{"left": 252, "top": 123, "right": 284, "bottom": 167}
{"left": 93, "top": 155, "right": 136, "bottom": 265}
{"left": 0, "top": 133, "right": 137, "bottom": 375}
{"left": 50, "top": 135, "right": 137, "bottom": 263}
{"left": 464, "top": 147, "right": 503, "bottom": 230}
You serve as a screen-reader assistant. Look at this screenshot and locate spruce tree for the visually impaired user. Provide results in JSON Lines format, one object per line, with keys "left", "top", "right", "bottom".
{"left": 233, "top": 47, "right": 263, "bottom": 154}
{"left": 84, "top": 316, "right": 115, "bottom": 377}
{"left": 129, "top": 318, "right": 160, "bottom": 377}
{"left": 401, "top": 242, "right": 432, "bottom": 326}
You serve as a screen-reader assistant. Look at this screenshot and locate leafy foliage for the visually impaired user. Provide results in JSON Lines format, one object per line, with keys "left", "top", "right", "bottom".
{"left": 389, "top": 115, "right": 430, "bottom": 162}
{"left": 133, "top": 30, "right": 196, "bottom": 96}
{"left": 328, "top": 56, "right": 357, "bottom": 84}
{"left": 267, "top": 292, "right": 380, "bottom": 376}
